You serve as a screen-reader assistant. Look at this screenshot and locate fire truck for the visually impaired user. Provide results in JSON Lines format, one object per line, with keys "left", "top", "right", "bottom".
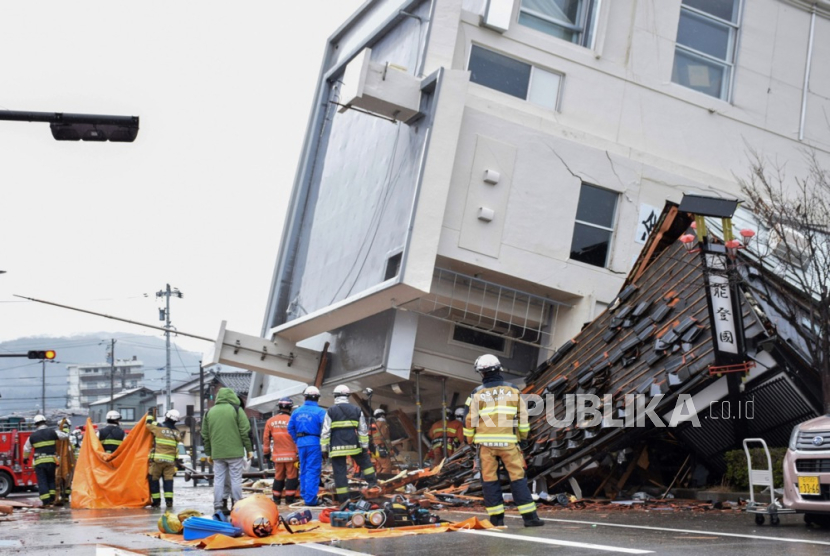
{"left": 0, "top": 418, "right": 38, "bottom": 497}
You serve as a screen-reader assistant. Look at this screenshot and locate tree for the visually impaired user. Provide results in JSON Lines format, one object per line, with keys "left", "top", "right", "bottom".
{"left": 739, "top": 150, "right": 830, "bottom": 414}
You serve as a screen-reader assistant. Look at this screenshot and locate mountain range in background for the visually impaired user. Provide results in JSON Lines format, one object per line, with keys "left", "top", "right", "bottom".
{"left": 0, "top": 332, "right": 207, "bottom": 415}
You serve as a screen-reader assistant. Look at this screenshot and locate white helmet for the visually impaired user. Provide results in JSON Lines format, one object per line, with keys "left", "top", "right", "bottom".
{"left": 165, "top": 409, "right": 181, "bottom": 422}
{"left": 106, "top": 410, "right": 122, "bottom": 421}
{"left": 474, "top": 354, "right": 502, "bottom": 375}
{"left": 303, "top": 386, "right": 321, "bottom": 399}
{"left": 374, "top": 408, "right": 386, "bottom": 418}
{"left": 333, "top": 384, "right": 350, "bottom": 397}
{"left": 33, "top": 414, "right": 47, "bottom": 425}
{"left": 454, "top": 407, "right": 466, "bottom": 419}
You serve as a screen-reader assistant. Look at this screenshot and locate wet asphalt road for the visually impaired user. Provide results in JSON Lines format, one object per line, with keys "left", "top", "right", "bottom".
{"left": 2, "top": 478, "right": 830, "bottom": 555}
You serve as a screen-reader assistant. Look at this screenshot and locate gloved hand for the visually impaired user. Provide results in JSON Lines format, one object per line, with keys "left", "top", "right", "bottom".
{"left": 519, "top": 440, "right": 529, "bottom": 451}
{"left": 247, "top": 452, "right": 254, "bottom": 460}
{"left": 263, "top": 451, "right": 270, "bottom": 459}
{"left": 293, "top": 461, "right": 300, "bottom": 469}
{"left": 207, "top": 456, "right": 213, "bottom": 465}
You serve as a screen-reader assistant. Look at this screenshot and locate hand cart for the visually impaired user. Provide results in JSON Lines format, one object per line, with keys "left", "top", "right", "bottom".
{"left": 743, "top": 438, "right": 797, "bottom": 526}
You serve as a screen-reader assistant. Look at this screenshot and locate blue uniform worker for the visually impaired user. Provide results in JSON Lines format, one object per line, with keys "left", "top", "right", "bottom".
{"left": 288, "top": 386, "right": 326, "bottom": 506}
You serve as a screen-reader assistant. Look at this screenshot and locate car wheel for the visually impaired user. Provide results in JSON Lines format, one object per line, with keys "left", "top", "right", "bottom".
{"left": 0, "top": 471, "right": 13, "bottom": 498}
{"left": 805, "top": 513, "right": 830, "bottom": 528}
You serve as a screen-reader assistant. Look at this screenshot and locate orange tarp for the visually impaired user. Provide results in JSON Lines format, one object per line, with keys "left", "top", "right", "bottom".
{"left": 150, "top": 517, "right": 493, "bottom": 550}
{"left": 71, "top": 415, "right": 153, "bottom": 509}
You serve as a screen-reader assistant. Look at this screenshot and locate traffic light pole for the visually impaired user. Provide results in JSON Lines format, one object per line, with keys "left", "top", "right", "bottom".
{"left": 42, "top": 360, "right": 46, "bottom": 412}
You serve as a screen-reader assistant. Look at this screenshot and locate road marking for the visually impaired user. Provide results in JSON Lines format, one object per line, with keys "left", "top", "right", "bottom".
{"left": 302, "top": 542, "right": 374, "bottom": 556}
{"left": 459, "top": 529, "right": 654, "bottom": 554}
{"left": 452, "top": 512, "right": 830, "bottom": 547}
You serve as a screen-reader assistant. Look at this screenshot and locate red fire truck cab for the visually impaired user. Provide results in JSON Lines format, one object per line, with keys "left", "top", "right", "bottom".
{"left": 0, "top": 420, "right": 39, "bottom": 497}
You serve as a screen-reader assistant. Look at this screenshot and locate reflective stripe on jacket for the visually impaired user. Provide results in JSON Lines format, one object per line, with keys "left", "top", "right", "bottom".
{"left": 464, "top": 380, "right": 529, "bottom": 445}
{"left": 28, "top": 427, "right": 59, "bottom": 467}
{"left": 98, "top": 424, "right": 125, "bottom": 453}
{"left": 263, "top": 412, "right": 297, "bottom": 462}
{"left": 321, "top": 401, "right": 368, "bottom": 457}
{"left": 147, "top": 419, "right": 182, "bottom": 462}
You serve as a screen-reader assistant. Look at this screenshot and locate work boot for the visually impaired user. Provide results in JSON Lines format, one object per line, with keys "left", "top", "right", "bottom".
{"left": 273, "top": 496, "right": 282, "bottom": 506}
{"left": 522, "top": 511, "right": 545, "bottom": 527}
{"left": 286, "top": 496, "right": 295, "bottom": 505}
{"left": 489, "top": 513, "right": 505, "bottom": 527}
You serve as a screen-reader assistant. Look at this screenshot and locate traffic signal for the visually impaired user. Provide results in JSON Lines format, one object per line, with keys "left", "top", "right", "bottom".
{"left": 27, "top": 350, "right": 56, "bottom": 360}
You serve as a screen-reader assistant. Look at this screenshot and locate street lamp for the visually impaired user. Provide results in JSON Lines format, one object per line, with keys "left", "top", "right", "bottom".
{"left": 0, "top": 110, "right": 139, "bottom": 142}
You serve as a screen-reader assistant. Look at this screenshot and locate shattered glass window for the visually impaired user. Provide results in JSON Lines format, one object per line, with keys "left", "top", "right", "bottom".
{"left": 570, "top": 183, "right": 617, "bottom": 267}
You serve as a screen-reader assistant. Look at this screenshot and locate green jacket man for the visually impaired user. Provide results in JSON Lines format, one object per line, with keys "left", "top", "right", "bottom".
{"left": 202, "top": 387, "right": 253, "bottom": 511}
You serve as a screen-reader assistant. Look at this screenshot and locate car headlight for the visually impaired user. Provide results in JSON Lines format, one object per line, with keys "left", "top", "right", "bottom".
{"left": 789, "top": 426, "right": 800, "bottom": 451}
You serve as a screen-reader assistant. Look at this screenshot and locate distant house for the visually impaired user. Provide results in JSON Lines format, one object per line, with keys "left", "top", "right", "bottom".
{"left": 155, "top": 369, "right": 262, "bottom": 420}
{"left": 88, "top": 387, "right": 156, "bottom": 424}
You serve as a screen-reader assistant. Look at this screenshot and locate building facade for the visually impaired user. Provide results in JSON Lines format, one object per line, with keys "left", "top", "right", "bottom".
{"left": 87, "top": 387, "right": 156, "bottom": 424}
{"left": 247, "top": 0, "right": 830, "bottom": 413}
{"left": 67, "top": 357, "right": 144, "bottom": 410}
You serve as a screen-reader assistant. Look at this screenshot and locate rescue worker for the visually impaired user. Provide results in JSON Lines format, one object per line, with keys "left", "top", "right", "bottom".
{"left": 428, "top": 408, "right": 464, "bottom": 462}
{"left": 23, "top": 415, "right": 70, "bottom": 507}
{"left": 146, "top": 409, "right": 183, "bottom": 508}
{"left": 263, "top": 397, "right": 299, "bottom": 505}
{"left": 98, "top": 410, "right": 126, "bottom": 453}
{"left": 321, "top": 385, "right": 378, "bottom": 503}
{"left": 464, "top": 354, "right": 544, "bottom": 528}
{"left": 287, "top": 386, "right": 326, "bottom": 506}
{"left": 370, "top": 408, "right": 393, "bottom": 474}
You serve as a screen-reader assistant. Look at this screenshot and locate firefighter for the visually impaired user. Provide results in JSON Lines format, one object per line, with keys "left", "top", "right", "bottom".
{"left": 320, "top": 385, "right": 378, "bottom": 503}
{"left": 23, "top": 415, "right": 70, "bottom": 507}
{"left": 464, "top": 354, "right": 544, "bottom": 527}
{"left": 370, "top": 408, "right": 393, "bottom": 474}
{"left": 98, "top": 410, "right": 126, "bottom": 453}
{"left": 146, "top": 410, "right": 183, "bottom": 508}
{"left": 428, "top": 407, "right": 464, "bottom": 462}
{"left": 263, "top": 397, "right": 299, "bottom": 505}
{"left": 287, "top": 386, "right": 326, "bottom": 506}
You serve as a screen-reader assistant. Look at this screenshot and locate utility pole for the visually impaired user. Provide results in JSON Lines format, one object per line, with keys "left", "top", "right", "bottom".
{"left": 156, "top": 284, "right": 183, "bottom": 412}
{"left": 100, "top": 339, "right": 118, "bottom": 411}
{"left": 42, "top": 359, "right": 46, "bottom": 412}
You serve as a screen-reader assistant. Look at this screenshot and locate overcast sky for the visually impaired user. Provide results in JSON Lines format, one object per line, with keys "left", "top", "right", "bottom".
{"left": 0, "top": 1, "right": 365, "bottom": 355}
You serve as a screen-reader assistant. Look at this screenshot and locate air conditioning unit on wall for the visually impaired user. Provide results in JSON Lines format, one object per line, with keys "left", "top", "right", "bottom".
{"left": 338, "top": 48, "right": 422, "bottom": 123}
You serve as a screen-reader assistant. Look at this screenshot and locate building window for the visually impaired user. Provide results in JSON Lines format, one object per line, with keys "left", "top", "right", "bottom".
{"left": 450, "top": 324, "right": 510, "bottom": 355}
{"left": 119, "top": 408, "right": 135, "bottom": 421}
{"left": 570, "top": 183, "right": 617, "bottom": 267}
{"left": 672, "top": 0, "right": 740, "bottom": 100}
{"left": 518, "top": 0, "right": 600, "bottom": 48}
{"left": 468, "top": 45, "right": 561, "bottom": 111}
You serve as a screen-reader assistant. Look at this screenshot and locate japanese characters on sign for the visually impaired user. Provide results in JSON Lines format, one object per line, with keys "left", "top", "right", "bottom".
{"left": 636, "top": 204, "right": 660, "bottom": 244}
{"left": 705, "top": 253, "right": 738, "bottom": 355}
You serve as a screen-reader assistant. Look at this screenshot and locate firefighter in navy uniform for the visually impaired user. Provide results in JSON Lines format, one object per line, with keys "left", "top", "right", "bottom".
{"left": 98, "top": 410, "right": 126, "bottom": 453}
{"left": 23, "top": 414, "right": 70, "bottom": 507}
{"left": 464, "top": 354, "right": 544, "bottom": 527}
{"left": 146, "top": 409, "right": 184, "bottom": 507}
{"left": 263, "top": 397, "right": 299, "bottom": 505}
{"left": 320, "top": 385, "right": 378, "bottom": 503}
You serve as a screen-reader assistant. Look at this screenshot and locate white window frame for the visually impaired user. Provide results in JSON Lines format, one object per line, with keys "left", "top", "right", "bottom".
{"left": 517, "top": 0, "right": 602, "bottom": 49}
{"left": 673, "top": 0, "right": 743, "bottom": 101}
{"left": 570, "top": 183, "right": 618, "bottom": 268}
{"left": 467, "top": 44, "right": 564, "bottom": 111}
